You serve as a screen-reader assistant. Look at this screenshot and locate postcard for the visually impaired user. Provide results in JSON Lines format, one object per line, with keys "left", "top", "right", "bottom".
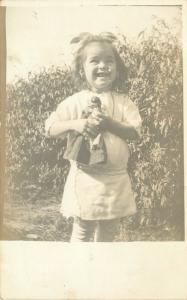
{"left": 0, "top": 1, "right": 187, "bottom": 299}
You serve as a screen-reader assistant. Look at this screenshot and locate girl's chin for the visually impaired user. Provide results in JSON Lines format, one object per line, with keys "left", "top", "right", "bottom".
{"left": 92, "top": 82, "right": 113, "bottom": 93}
{"left": 91, "top": 86, "right": 111, "bottom": 93}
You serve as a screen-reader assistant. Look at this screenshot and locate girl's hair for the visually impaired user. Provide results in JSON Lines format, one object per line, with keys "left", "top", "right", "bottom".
{"left": 70, "top": 32, "right": 128, "bottom": 93}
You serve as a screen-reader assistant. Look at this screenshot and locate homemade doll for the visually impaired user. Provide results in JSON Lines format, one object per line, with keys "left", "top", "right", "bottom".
{"left": 45, "top": 32, "right": 142, "bottom": 242}
{"left": 63, "top": 95, "right": 107, "bottom": 165}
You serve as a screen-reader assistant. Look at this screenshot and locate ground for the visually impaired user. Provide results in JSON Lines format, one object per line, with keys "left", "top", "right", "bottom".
{"left": 2, "top": 194, "right": 183, "bottom": 242}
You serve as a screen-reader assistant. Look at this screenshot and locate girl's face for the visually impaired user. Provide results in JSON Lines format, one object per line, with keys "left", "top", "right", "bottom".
{"left": 82, "top": 41, "right": 117, "bottom": 93}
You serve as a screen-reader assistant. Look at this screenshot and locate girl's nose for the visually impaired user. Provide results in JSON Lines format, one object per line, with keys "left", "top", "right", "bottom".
{"left": 98, "top": 61, "right": 107, "bottom": 69}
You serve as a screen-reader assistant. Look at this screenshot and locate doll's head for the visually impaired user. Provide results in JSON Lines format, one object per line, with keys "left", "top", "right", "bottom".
{"left": 71, "top": 32, "right": 127, "bottom": 93}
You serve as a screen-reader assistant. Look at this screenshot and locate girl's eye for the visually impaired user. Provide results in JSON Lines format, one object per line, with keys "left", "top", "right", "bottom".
{"left": 90, "top": 59, "right": 98, "bottom": 63}
{"left": 106, "top": 59, "right": 114, "bottom": 64}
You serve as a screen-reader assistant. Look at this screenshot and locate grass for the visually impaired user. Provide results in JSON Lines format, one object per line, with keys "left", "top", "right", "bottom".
{"left": 2, "top": 193, "right": 184, "bottom": 242}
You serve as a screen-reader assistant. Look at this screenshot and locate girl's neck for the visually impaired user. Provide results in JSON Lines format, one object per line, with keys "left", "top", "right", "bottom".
{"left": 88, "top": 88, "right": 113, "bottom": 95}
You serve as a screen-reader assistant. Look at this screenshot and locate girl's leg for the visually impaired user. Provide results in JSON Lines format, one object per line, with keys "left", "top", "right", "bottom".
{"left": 70, "top": 217, "right": 96, "bottom": 242}
{"left": 94, "top": 218, "right": 120, "bottom": 242}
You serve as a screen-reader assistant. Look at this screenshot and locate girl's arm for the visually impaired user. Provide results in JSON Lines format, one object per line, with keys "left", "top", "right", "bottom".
{"left": 45, "top": 118, "right": 99, "bottom": 138}
{"left": 95, "top": 113, "right": 140, "bottom": 141}
{"left": 107, "top": 118, "right": 139, "bottom": 140}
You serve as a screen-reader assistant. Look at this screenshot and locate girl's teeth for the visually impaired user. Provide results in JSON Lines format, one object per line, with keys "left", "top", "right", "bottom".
{"left": 97, "top": 73, "right": 107, "bottom": 76}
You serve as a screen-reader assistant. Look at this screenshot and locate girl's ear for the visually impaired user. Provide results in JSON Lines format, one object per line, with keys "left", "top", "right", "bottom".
{"left": 79, "top": 68, "right": 85, "bottom": 79}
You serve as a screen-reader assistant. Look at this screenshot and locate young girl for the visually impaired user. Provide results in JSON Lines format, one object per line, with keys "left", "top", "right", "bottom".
{"left": 45, "top": 32, "right": 142, "bottom": 242}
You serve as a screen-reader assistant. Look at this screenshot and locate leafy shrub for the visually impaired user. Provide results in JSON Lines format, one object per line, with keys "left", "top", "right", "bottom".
{"left": 6, "top": 66, "right": 76, "bottom": 197}
{"left": 6, "top": 18, "right": 183, "bottom": 229}
{"left": 125, "top": 19, "right": 183, "bottom": 226}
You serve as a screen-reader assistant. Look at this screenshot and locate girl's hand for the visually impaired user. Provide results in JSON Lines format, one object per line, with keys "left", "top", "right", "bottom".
{"left": 93, "top": 112, "right": 113, "bottom": 131}
{"left": 92, "top": 112, "right": 139, "bottom": 140}
{"left": 74, "top": 119, "right": 100, "bottom": 138}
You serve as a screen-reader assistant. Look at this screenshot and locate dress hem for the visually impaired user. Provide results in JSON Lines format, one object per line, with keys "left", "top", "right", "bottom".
{"left": 60, "top": 208, "right": 137, "bottom": 220}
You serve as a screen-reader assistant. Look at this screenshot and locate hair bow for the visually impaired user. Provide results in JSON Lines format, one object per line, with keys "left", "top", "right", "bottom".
{"left": 70, "top": 31, "right": 117, "bottom": 44}
{"left": 70, "top": 32, "right": 92, "bottom": 44}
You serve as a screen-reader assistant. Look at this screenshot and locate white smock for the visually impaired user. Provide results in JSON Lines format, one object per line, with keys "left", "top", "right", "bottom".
{"left": 45, "top": 90, "right": 142, "bottom": 220}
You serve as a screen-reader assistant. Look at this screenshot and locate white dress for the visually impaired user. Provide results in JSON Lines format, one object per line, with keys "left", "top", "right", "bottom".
{"left": 45, "top": 90, "right": 142, "bottom": 220}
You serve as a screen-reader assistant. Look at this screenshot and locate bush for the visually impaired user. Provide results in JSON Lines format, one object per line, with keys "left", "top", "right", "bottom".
{"left": 125, "top": 19, "right": 183, "bottom": 226}
{"left": 6, "top": 66, "right": 76, "bottom": 197}
{"left": 6, "top": 18, "right": 183, "bottom": 229}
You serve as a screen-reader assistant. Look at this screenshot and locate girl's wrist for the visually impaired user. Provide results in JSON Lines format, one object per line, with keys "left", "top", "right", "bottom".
{"left": 69, "top": 120, "right": 78, "bottom": 131}
{"left": 69, "top": 119, "right": 86, "bottom": 131}
{"left": 105, "top": 117, "right": 116, "bottom": 131}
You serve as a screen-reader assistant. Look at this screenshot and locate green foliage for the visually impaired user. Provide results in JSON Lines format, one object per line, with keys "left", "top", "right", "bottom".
{"left": 122, "top": 19, "right": 183, "bottom": 226}
{"left": 6, "top": 66, "right": 76, "bottom": 197}
{"left": 6, "top": 19, "right": 183, "bottom": 228}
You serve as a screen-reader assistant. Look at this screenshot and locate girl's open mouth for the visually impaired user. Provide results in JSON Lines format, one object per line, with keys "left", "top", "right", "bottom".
{"left": 96, "top": 72, "right": 110, "bottom": 78}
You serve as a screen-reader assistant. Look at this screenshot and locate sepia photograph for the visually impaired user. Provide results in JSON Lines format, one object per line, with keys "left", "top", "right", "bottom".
{"left": 2, "top": 2, "right": 184, "bottom": 242}
{"left": 0, "top": 1, "right": 187, "bottom": 299}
